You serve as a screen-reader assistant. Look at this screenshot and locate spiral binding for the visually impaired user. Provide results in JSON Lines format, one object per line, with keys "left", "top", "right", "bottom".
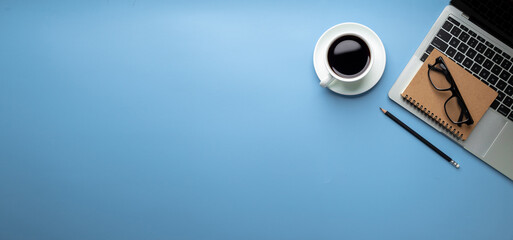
{"left": 403, "top": 94, "right": 463, "bottom": 140}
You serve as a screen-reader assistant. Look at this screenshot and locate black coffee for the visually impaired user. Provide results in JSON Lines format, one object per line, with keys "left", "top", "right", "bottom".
{"left": 327, "top": 35, "right": 371, "bottom": 78}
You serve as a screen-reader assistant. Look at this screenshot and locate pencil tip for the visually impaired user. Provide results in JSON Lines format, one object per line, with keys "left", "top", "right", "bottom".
{"left": 380, "top": 107, "right": 386, "bottom": 114}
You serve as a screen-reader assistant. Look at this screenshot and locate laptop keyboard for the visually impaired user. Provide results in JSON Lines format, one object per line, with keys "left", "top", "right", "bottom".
{"left": 420, "top": 16, "right": 513, "bottom": 122}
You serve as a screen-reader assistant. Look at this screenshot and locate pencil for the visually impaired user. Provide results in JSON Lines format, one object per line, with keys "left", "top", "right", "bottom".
{"left": 380, "top": 107, "right": 460, "bottom": 169}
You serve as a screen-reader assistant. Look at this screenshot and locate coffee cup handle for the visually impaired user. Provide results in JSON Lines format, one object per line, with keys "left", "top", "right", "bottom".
{"left": 319, "top": 74, "right": 334, "bottom": 88}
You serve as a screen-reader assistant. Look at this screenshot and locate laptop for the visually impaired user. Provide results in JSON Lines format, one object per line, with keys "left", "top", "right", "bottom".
{"left": 389, "top": 0, "right": 513, "bottom": 180}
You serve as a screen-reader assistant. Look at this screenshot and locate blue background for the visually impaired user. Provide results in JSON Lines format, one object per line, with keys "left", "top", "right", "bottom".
{"left": 1, "top": 0, "right": 512, "bottom": 239}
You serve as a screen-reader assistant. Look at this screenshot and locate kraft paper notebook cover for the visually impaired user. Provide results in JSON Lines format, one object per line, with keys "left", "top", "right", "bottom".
{"left": 401, "top": 49, "right": 498, "bottom": 140}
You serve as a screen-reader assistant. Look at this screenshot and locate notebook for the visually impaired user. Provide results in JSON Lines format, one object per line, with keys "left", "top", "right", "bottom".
{"left": 401, "top": 49, "right": 498, "bottom": 140}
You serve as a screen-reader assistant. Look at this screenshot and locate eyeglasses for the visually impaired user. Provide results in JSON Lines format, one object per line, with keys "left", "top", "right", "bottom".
{"left": 427, "top": 56, "right": 474, "bottom": 126}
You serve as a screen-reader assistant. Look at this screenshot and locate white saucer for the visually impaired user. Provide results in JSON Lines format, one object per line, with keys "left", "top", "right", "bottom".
{"left": 313, "top": 23, "right": 386, "bottom": 95}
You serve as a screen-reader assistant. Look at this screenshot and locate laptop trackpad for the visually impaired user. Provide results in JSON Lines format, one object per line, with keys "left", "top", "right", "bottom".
{"left": 482, "top": 123, "right": 513, "bottom": 179}
{"left": 464, "top": 109, "right": 507, "bottom": 157}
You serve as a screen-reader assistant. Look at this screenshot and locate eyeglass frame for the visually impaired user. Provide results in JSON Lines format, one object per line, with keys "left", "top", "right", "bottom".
{"left": 427, "top": 56, "right": 474, "bottom": 126}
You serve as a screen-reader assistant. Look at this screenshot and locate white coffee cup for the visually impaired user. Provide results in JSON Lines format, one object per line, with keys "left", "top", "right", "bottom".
{"left": 319, "top": 32, "right": 374, "bottom": 87}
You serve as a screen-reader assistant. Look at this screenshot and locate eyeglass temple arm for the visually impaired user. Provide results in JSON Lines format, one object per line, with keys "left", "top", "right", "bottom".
{"left": 428, "top": 64, "right": 447, "bottom": 73}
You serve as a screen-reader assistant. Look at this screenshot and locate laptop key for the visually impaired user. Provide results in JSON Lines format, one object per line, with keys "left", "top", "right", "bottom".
{"left": 479, "top": 69, "right": 490, "bottom": 79}
{"left": 497, "top": 80, "right": 507, "bottom": 91}
{"left": 450, "top": 27, "right": 462, "bottom": 37}
{"left": 462, "top": 57, "right": 473, "bottom": 68}
{"left": 457, "top": 43, "right": 469, "bottom": 54}
{"left": 497, "top": 104, "right": 511, "bottom": 117}
{"left": 426, "top": 45, "right": 434, "bottom": 54}
{"left": 420, "top": 53, "right": 429, "bottom": 62}
{"left": 497, "top": 91, "right": 505, "bottom": 101}
{"left": 454, "top": 52, "right": 465, "bottom": 63}
{"left": 431, "top": 37, "right": 448, "bottom": 52}
{"left": 467, "top": 37, "right": 478, "bottom": 48}
{"left": 449, "top": 37, "right": 460, "bottom": 48}
{"left": 485, "top": 41, "right": 494, "bottom": 48}
{"left": 460, "top": 25, "right": 468, "bottom": 32}
{"left": 458, "top": 32, "right": 470, "bottom": 42}
{"left": 493, "top": 54, "right": 504, "bottom": 65}
{"left": 476, "top": 43, "right": 486, "bottom": 53}
{"left": 491, "top": 65, "right": 502, "bottom": 75}
{"left": 468, "top": 29, "right": 477, "bottom": 37}
{"left": 437, "top": 29, "right": 452, "bottom": 42}
{"left": 477, "top": 36, "right": 485, "bottom": 42}
{"left": 491, "top": 99, "right": 500, "bottom": 110}
{"left": 501, "top": 60, "right": 512, "bottom": 71}
{"left": 448, "top": 17, "right": 460, "bottom": 26}
{"left": 506, "top": 86, "right": 513, "bottom": 96}
{"left": 483, "top": 59, "right": 493, "bottom": 69}
{"left": 474, "top": 54, "right": 485, "bottom": 64}
{"left": 446, "top": 47, "right": 457, "bottom": 58}
{"left": 484, "top": 48, "right": 495, "bottom": 58}
{"left": 488, "top": 74, "right": 499, "bottom": 85}
{"left": 442, "top": 21, "right": 453, "bottom": 31}
{"left": 503, "top": 52, "right": 511, "bottom": 60}
{"left": 504, "top": 96, "right": 513, "bottom": 107}
{"left": 500, "top": 71, "right": 511, "bottom": 81}
{"left": 471, "top": 63, "right": 482, "bottom": 74}
{"left": 466, "top": 48, "right": 477, "bottom": 59}
{"left": 494, "top": 47, "right": 502, "bottom": 54}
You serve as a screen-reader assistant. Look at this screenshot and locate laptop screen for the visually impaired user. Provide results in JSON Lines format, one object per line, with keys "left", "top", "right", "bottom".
{"left": 452, "top": 0, "right": 513, "bottom": 48}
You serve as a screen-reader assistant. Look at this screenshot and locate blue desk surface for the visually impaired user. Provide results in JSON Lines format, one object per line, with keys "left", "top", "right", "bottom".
{"left": 1, "top": 1, "right": 512, "bottom": 239}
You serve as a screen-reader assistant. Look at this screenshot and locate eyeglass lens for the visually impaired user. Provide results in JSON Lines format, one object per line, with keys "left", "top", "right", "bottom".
{"left": 445, "top": 95, "right": 469, "bottom": 124}
{"left": 429, "top": 63, "right": 452, "bottom": 90}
